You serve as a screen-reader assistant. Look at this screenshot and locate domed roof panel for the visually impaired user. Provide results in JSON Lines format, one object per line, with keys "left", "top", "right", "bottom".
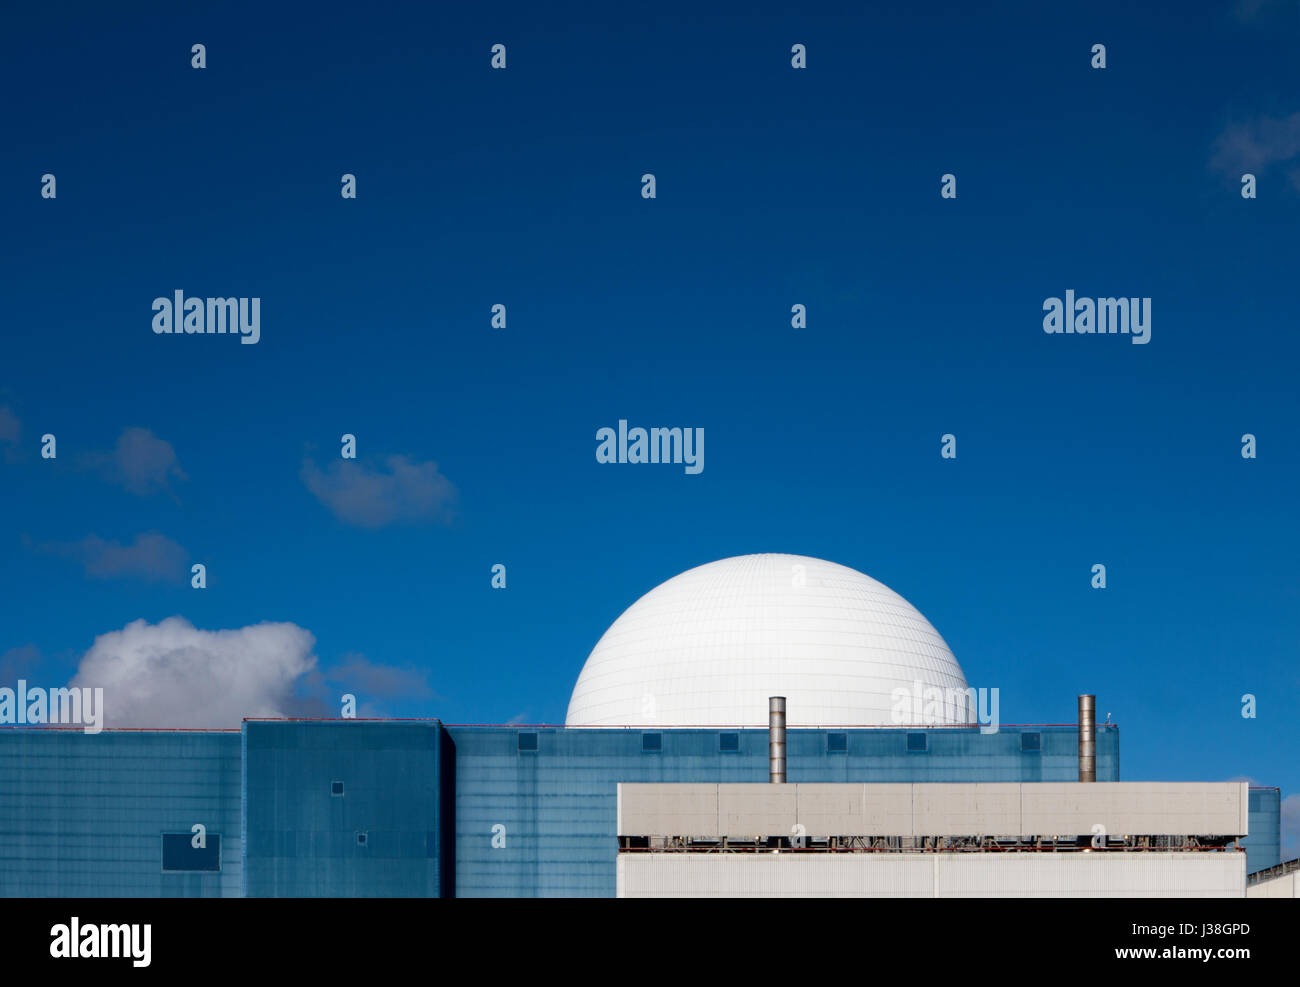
{"left": 565, "top": 554, "right": 973, "bottom": 727}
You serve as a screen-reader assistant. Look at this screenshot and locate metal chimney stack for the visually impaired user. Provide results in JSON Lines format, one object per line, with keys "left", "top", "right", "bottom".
{"left": 768, "top": 696, "right": 787, "bottom": 783}
{"left": 1077, "top": 694, "right": 1096, "bottom": 782}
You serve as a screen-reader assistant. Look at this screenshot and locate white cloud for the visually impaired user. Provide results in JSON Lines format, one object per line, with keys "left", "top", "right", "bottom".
{"left": 301, "top": 453, "right": 456, "bottom": 528}
{"left": 69, "top": 617, "right": 319, "bottom": 728}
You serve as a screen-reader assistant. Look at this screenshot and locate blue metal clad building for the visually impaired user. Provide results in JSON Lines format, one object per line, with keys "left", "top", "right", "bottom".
{"left": 1247, "top": 787, "right": 1281, "bottom": 876}
{"left": 448, "top": 724, "right": 1117, "bottom": 897}
{"left": 0, "top": 721, "right": 1282, "bottom": 896}
{"left": 242, "top": 721, "right": 452, "bottom": 897}
{"left": 0, "top": 730, "right": 241, "bottom": 897}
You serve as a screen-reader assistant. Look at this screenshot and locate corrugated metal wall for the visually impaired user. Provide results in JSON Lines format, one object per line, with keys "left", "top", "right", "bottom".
{"left": 242, "top": 721, "right": 446, "bottom": 897}
{"left": 1247, "top": 788, "right": 1280, "bottom": 876}
{"left": 0, "top": 730, "right": 241, "bottom": 897}
{"left": 1247, "top": 871, "right": 1298, "bottom": 897}
{"left": 618, "top": 852, "right": 1246, "bottom": 898}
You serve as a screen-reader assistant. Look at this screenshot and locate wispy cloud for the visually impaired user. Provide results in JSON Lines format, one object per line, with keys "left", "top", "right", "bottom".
{"left": 0, "top": 405, "right": 21, "bottom": 462}
{"left": 301, "top": 453, "right": 456, "bottom": 528}
{"left": 321, "top": 652, "right": 436, "bottom": 701}
{"left": 0, "top": 644, "right": 41, "bottom": 682}
{"left": 86, "top": 426, "right": 187, "bottom": 496}
{"left": 1211, "top": 111, "right": 1300, "bottom": 189}
{"left": 38, "top": 531, "right": 188, "bottom": 583}
{"left": 1232, "top": 0, "right": 1298, "bottom": 22}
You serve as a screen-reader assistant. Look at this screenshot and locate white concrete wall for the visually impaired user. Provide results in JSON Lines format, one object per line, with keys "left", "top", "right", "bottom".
{"left": 717, "top": 784, "right": 797, "bottom": 837}
{"left": 618, "top": 852, "right": 1246, "bottom": 898}
{"left": 914, "top": 783, "right": 1021, "bottom": 835}
{"left": 617, "top": 782, "right": 1248, "bottom": 839}
{"left": 618, "top": 783, "right": 716, "bottom": 838}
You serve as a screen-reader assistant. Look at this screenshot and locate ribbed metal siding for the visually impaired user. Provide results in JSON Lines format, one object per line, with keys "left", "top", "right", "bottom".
{"left": 618, "top": 852, "right": 1245, "bottom": 898}
{"left": 1246, "top": 871, "right": 1298, "bottom": 897}
{"left": 0, "top": 731, "right": 241, "bottom": 897}
{"left": 241, "top": 721, "right": 443, "bottom": 897}
{"left": 1245, "top": 788, "right": 1281, "bottom": 874}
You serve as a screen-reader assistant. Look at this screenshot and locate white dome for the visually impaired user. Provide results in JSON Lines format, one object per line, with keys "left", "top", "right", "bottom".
{"left": 565, "top": 554, "right": 974, "bottom": 727}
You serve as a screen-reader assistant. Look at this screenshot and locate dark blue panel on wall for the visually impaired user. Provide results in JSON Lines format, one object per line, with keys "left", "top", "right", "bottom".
{"left": 162, "top": 833, "right": 221, "bottom": 872}
{"left": 241, "top": 720, "right": 446, "bottom": 898}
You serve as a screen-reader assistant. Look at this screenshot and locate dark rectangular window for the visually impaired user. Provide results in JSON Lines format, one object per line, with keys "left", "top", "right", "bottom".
{"left": 642, "top": 732, "right": 662, "bottom": 752}
{"left": 331, "top": 780, "right": 344, "bottom": 796}
{"left": 906, "top": 732, "right": 928, "bottom": 752}
{"left": 827, "top": 732, "right": 847, "bottom": 753}
{"left": 517, "top": 732, "right": 538, "bottom": 751}
{"left": 1021, "top": 731, "right": 1041, "bottom": 752}
{"left": 719, "top": 732, "right": 739, "bottom": 752}
{"left": 161, "top": 833, "right": 221, "bottom": 873}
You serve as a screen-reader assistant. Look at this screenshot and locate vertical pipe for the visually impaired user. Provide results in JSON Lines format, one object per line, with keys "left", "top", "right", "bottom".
{"left": 769, "top": 696, "right": 786, "bottom": 784}
{"left": 1078, "top": 694, "right": 1096, "bottom": 782}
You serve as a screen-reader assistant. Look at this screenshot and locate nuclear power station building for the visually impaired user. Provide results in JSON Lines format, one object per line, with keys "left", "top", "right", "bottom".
{"left": 0, "top": 555, "right": 1286, "bottom": 897}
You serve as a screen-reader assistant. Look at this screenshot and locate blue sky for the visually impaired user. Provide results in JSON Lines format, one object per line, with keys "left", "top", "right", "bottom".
{"left": 1, "top": 1, "right": 1297, "bottom": 840}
